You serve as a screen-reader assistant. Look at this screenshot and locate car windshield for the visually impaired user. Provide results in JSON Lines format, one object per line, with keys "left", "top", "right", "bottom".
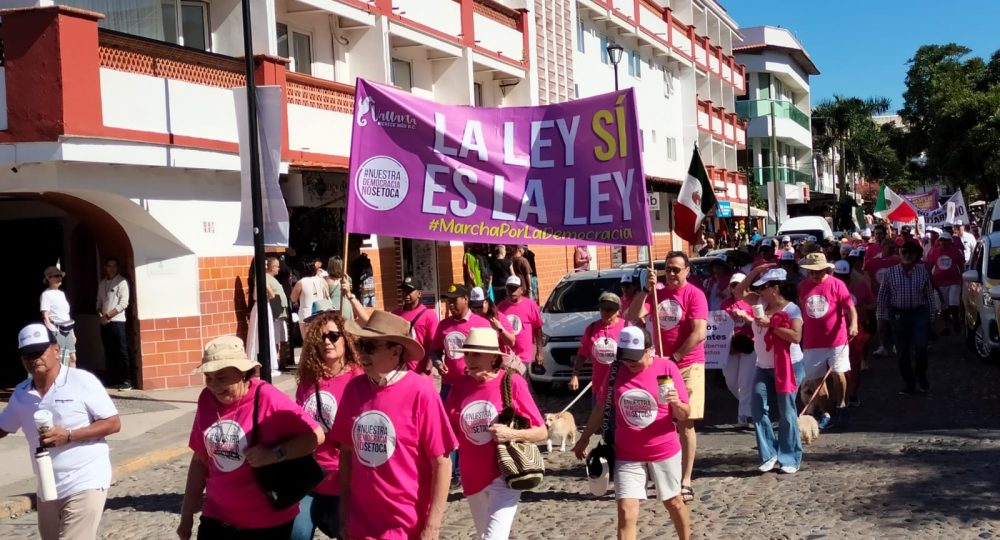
{"left": 544, "top": 277, "right": 623, "bottom": 314}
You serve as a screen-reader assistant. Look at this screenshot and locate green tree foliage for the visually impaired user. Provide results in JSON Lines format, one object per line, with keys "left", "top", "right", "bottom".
{"left": 900, "top": 44, "right": 1000, "bottom": 197}
{"left": 812, "top": 96, "right": 909, "bottom": 196}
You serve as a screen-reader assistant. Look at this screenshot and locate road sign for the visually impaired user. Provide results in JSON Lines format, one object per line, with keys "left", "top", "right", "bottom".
{"left": 648, "top": 193, "right": 660, "bottom": 211}
{"left": 717, "top": 201, "right": 733, "bottom": 217}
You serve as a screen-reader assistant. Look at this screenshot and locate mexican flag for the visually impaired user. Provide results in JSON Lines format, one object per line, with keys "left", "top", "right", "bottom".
{"left": 874, "top": 183, "right": 918, "bottom": 222}
{"left": 674, "top": 148, "right": 717, "bottom": 243}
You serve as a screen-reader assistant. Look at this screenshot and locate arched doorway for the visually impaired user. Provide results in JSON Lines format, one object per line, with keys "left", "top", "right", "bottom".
{"left": 0, "top": 193, "right": 136, "bottom": 388}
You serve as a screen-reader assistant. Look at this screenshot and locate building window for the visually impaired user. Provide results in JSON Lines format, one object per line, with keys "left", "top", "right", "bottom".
{"left": 158, "top": 1, "right": 209, "bottom": 50}
{"left": 574, "top": 83, "right": 579, "bottom": 98}
{"left": 662, "top": 66, "right": 674, "bottom": 97}
{"left": 757, "top": 73, "right": 771, "bottom": 100}
{"left": 391, "top": 58, "right": 413, "bottom": 91}
{"left": 277, "top": 24, "right": 313, "bottom": 75}
{"left": 576, "top": 18, "right": 585, "bottom": 53}
{"left": 600, "top": 34, "right": 609, "bottom": 64}
{"left": 666, "top": 137, "right": 677, "bottom": 161}
{"left": 474, "top": 82, "right": 483, "bottom": 106}
{"left": 627, "top": 49, "right": 641, "bottom": 77}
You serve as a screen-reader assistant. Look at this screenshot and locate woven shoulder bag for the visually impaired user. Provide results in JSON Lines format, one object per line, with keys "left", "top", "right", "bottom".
{"left": 495, "top": 370, "right": 545, "bottom": 490}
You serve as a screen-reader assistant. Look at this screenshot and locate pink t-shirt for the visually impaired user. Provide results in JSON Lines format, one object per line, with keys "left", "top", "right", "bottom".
{"left": 927, "top": 245, "right": 965, "bottom": 287}
{"left": 331, "top": 372, "right": 458, "bottom": 540}
{"left": 431, "top": 312, "right": 493, "bottom": 386}
{"left": 864, "top": 254, "right": 900, "bottom": 294}
{"left": 295, "top": 368, "right": 363, "bottom": 496}
{"left": 393, "top": 305, "right": 439, "bottom": 374}
{"left": 798, "top": 277, "right": 854, "bottom": 349}
{"left": 596, "top": 358, "right": 689, "bottom": 462}
{"left": 497, "top": 297, "right": 542, "bottom": 363}
{"left": 722, "top": 297, "right": 753, "bottom": 338}
{"left": 189, "top": 379, "right": 320, "bottom": 529}
{"left": 578, "top": 318, "right": 626, "bottom": 389}
{"left": 444, "top": 370, "right": 543, "bottom": 497}
{"left": 643, "top": 282, "right": 709, "bottom": 367}
{"left": 847, "top": 279, "right": 875, "bottom": 311}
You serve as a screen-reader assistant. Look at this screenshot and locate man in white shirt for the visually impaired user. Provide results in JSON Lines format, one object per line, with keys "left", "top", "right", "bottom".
{"left": 96, "top": 258, "right": 131, "bottom": 390}
{"left": 957, "top": 223, "right": 976, "bottom": 267}
{"left": 0, "top": 324, "right": 121, "bottom": 540}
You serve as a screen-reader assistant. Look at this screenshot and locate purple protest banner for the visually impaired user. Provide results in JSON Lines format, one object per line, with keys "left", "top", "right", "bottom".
{"left": 346, "top": 79, "right": 651, "bottom": 246}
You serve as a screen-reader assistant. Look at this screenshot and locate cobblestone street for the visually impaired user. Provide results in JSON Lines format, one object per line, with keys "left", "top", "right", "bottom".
{"left": 3, "top": 334, "right": 999, "bottom": 539}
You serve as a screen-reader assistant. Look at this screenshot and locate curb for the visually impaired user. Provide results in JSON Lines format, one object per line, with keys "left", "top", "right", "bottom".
{"left": 0, "top": 444, "right": 191, "bottom": 520}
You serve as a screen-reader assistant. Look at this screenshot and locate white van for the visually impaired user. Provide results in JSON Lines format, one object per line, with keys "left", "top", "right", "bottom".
{"left": 778, "top": 216, "right": 835, "bottom": 241}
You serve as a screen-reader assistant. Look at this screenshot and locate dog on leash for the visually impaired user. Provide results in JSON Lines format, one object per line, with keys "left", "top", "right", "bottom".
{"left": 798, "top": 414, "right": 819, "bottom": 445}
{"left": 544, "top": 412, "right": 577, "bottom": 453}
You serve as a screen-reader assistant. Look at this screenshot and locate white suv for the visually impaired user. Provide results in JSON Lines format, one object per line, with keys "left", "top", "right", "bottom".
{"left": 531, "top": 268, "right": 630, "bottom": 391}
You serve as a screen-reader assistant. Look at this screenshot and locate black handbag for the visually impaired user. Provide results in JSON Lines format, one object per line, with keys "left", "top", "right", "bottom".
{"left": 587, "top": 359, "right": 620, "bottom": 480}
{"left": 250, "top": 384, "right": 325, "bottom": 510}
{"left": 731, "top": 333, "right": 755, "bottom": 355}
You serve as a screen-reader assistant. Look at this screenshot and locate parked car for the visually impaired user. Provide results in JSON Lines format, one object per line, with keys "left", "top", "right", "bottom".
{"left": 533, "top": 268, "right": 629, "bottom": 390}
{"left": 778, "top": 216, "right": 835, "bottom": 241}
{"left": 962, "top": 231, "right": 1000, "bottom": 361}
{"left": 980, "top": 198, "right": 1000, "bottom": 237}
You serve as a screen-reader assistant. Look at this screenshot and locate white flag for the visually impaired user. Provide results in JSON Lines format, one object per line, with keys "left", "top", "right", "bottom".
{"left": 234, "top": 86, "right": 289, "bottom": 247}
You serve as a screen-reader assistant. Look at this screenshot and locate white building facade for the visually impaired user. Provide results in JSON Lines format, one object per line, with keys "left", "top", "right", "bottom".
{"left": 734, "top": 25, "right": 820, "bottom": 225}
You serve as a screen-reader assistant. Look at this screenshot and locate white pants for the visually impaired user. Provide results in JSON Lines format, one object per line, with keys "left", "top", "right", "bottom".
{"left": 723, "top": 351, "right": 757, "bottom": 421}
{"left": 467, "top": 477, "right": 521, "bottom": 540}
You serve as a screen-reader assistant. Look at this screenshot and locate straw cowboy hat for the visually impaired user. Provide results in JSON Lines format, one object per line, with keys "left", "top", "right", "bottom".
{"left": 799, "top": 252, "right": 835, "bottom": 271}
{"left": 454, "top": 327, "right": 502, "bottom": 356}
{"left": 197, "top": 336, "right": 259, "bottom": 373}
{"left": 346, "top": 311, "right": 424, "bottom": 360}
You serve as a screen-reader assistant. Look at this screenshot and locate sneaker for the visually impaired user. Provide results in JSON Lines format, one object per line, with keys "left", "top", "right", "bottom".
{"left": 817, "top": 414, "right": 833, "bottom": 431}
{"left": 758, "top": 457, "right": 778, "bottom": 473}
{"left": 847, "top": 395, "right": 861, "bottom": 408}
{"left": 450, "top": 476, "right": 462, "bottom": 490}
{"left": 117, "top": 381, "right": 133, "bottom": 391}
{"left": 779, "top": 465, "right": 799, "bottom": 474}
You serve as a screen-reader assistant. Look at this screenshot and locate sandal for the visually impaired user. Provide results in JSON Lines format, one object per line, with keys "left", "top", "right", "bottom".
{"left": 680, "top": 485, "right": 694, "bottom": 503}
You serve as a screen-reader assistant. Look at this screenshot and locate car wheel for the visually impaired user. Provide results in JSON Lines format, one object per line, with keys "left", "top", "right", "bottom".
{"left": 974, "top": 318, "right": 1000, "bottom": 363}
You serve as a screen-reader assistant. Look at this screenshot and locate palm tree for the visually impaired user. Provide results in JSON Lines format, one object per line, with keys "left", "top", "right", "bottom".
{"left": 812, "top": 95, "right": 892, "bottom": 200}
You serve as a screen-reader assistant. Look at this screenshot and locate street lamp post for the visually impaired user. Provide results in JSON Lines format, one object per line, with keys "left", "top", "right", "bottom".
{"left": 606, "top": 42, "right": 625, "bottom": 264}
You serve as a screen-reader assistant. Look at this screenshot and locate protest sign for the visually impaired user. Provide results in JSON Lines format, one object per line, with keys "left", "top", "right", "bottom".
{"left": 904, "top": 189, "right": 939, "bottom": 211}
{"left": 920, "top": 190, "right": 968, "bottom": 226}
{"left": 704, "top": 310, "right": 735, "bottom": 369}
{"left": 346, "top": 79, "right": 652, "bottom": 246}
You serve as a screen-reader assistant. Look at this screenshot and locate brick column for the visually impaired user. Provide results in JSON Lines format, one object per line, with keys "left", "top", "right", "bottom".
{"left": 0, "top": 6, "right": 104, "bottom": 141}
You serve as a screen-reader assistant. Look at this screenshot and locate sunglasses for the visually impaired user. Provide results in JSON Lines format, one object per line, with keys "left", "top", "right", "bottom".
{"left": 322, "top": 331, "right": 343, "bottom": 343}
{"left": 665, "top": 267, "right": 686, "bottom": 275}
{"left": 808, "top": 270, "right": 827, "bottom": 275}
{"left": 357, "top": 339, "right": 390, "bottom": 355}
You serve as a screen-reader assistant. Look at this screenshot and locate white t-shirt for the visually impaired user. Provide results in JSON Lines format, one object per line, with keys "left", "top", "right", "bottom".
{"left": 0, "top": 367, "right": 119, "bottom": 499}
{"left": 753, "top": 302, "right": 804, "bottom": 369}
{"left": 960, "top": 231, "right": 976, "bottom": 264}
{"left": 40, "top": 289, "right": 72, "bottom": 325}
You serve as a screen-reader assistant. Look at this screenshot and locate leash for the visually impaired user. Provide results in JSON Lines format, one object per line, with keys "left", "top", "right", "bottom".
{"left": 560, "top": 381, "right": 593, "bottom": 414}
{"left": 798, "top": 367, "right": 833, "bottom": 417}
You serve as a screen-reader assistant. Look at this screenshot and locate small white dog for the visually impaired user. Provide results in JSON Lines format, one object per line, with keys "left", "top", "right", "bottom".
{"left": 544, "top": 412, "right": 577, "bottom": 453}
{"left": 798, "top": 414, "right": 819, "bottom": 445}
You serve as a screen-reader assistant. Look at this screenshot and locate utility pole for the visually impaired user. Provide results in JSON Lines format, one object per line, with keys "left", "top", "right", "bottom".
{"left": 240, "top": 0, "right": 271, "bottom": 382}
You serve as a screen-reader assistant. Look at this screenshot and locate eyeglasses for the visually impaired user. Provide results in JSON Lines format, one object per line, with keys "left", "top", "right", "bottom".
{"left": 357, "top": 339, "right": 388, "bottom": 354}
{"left": 665, "top": 267, "right": 685, "bottom": 275}
{"left": 322, "top": 331, "right": 343, "bottom": 343}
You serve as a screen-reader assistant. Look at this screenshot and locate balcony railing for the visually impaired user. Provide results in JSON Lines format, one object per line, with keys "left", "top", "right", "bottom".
{"left": 736, "top": 99, "right": 810, "bottom": 130}
{"left": 749, "top": 166, "right": 813, "bottom": 186}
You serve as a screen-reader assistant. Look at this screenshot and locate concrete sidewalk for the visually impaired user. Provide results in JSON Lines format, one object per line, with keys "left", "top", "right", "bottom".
{"left": 0, "top": 371, "right": 298, "bottom": 519}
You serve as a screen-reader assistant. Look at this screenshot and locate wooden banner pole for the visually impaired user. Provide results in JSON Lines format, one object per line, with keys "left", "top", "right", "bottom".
{"left": 339, "top": 229, "right": 349, "bottom": 312}
{"left": 649, "top": 251, "right": 664, "bottom": 357}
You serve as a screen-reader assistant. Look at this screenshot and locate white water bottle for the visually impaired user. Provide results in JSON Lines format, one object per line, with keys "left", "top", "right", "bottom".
{"left": 33, "top": 410, "right": 58, "bottom": 502}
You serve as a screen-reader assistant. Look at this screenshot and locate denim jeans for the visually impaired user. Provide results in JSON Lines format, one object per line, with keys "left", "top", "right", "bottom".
{"left": 290, "top": 493, "right": 341, "bottom": 540}
{"left": 752, "top": 361, "right": 806, "bottom": 469}
{"left": 198, "top": 516, "right": 294, "bottom": 539}
{"left": 890, "top": 306, "right": 930, "bottom": 390}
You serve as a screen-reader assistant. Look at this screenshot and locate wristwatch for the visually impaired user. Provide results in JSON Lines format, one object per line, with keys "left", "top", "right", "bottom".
{"left": 274, "top": 445, "right": 287, "bottom": 463}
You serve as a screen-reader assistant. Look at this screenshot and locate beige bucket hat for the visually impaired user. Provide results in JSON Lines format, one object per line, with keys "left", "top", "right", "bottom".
{"left": 197, "top": 336, "right": 259, "bottom": 373}
{"left": 799, "top": 252, "right": 835, "bottom": 271}
{"left": 345, "top": 311, "right": 425, "bottom": 360}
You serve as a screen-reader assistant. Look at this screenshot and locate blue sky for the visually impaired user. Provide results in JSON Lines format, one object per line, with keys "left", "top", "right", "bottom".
{"left": 724, "top": 0, "right": 1000, "bottom": 113}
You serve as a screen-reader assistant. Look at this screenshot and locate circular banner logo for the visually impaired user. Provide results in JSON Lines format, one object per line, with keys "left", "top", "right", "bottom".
{"left": 355, "top": 156, "right": 409, "bottom": 211}
{"left": 805, "top": 294, "right": 830, "bottom": 319}
{"left": 592, "top": 337, "right": 618, "bottom": 365}
{"left": 657, "top": 300, "right": 684, "bottom": 330}
{"left": 460, "top": 400, "right": 499, "bottom": 445}
{"left": 302, "top": 390, "right": 338, "bottom": 433}
{"left": 618, "top": 389, "right": 657, "bottom": 428}
{"left": 204, "top": 419, "right": 247, "bottom": 472}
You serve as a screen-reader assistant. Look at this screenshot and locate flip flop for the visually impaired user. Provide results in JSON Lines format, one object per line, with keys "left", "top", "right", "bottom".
{"left": 680, "top": 485, "right": 694, "bottom": 503}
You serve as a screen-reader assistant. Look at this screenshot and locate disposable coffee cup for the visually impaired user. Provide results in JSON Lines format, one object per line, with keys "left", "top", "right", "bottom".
{"left": 752, "top": 304, "right": 766, "bottom": 319}
{"left": 33, "top": 410, "right": 53, "bottom": 432}
{"left": 657, "top": 375, "right": 675, "bottom": 404}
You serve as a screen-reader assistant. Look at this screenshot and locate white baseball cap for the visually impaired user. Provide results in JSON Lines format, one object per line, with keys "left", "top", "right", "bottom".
{"left": 781, "top": 235, "right": 791, "bottom": 242}
{"left": 849, "top": 249, "right": 863, "bottom": 258}
{"left": 939, "top": 231, "right": 953, "bottom": 241}
{"left": 18, "top": 323, "right": 55, "bottom": 357}
{"left": 761, "top": 238, "right": 775, "bottom": 247}
{"left": 729, "top": 272, "right": 746, "bottom": 284}
{"left": 862, "top": 228, "right": 872, "bottom": 237}
{"left": 505, "top": 275, "right": 522, "bottom": 287}
{"left": 780, "top": 251, "right": 796, "bottom": 262}
{"left": 470, "top": 287, "right": 486, "bottom": 304}
{"left": 617, "top": 326, "right": 647, "bottom": 362}
{"left": 752, "top": 268, "right": 788, "bottom": 287}
{"left": 834, "top": 260, "right": 851, "bottom": 274}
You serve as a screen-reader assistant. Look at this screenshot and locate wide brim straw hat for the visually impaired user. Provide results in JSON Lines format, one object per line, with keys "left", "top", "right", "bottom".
{"left": 345, "top": 310, "right": 425, "bottom": 361}
{"left": 799, "top": 252, "right": 835, "bottom": 271}
{"left": 454, "top": 327, "right": 502, "bottom": 356}
{"left": 197, "top": 336, "right": 259, "bottom": 373}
